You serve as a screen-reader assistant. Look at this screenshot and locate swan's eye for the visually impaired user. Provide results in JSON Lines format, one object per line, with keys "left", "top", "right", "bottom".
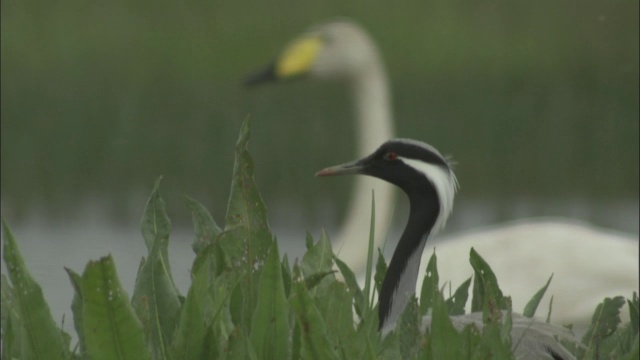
{"left": 384, "top": 151, "right": 398, "bottom": 161}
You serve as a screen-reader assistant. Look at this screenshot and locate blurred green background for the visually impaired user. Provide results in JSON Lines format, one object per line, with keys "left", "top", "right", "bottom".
{"left": 2, "top": 0, "right": 638, "bottom": 233}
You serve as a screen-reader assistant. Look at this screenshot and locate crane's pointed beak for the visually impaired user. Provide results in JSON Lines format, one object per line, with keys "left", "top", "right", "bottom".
{"left": 315, "top": 159, "right": 365, "bottom": 177}
{"left": 244, "top": 62, "right": 277, "bottom": 86}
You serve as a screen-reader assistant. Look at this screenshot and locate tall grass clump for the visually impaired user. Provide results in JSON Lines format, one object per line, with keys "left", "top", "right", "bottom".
{"left": 2, "top": 119, "right": 638, "bottom": 359}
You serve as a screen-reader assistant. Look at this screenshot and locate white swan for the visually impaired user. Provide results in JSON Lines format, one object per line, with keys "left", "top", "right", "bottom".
{"left": 246, "top": 19, "right": 639, "bottom": 326}
{"left": 245, "top": 20, "right": 395, "bottom": 273}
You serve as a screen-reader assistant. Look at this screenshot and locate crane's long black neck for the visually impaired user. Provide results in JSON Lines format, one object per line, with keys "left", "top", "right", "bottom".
{"left": 378, "top": 185, "right": 440, "bottom": 331}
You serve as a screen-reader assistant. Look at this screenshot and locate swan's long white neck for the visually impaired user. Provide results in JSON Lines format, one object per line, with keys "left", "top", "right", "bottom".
{"left": 332, "top": 57, "right": 396, "bottom": 273}
{"left": 352, "top": 61, "right": 393, "bottom": 155}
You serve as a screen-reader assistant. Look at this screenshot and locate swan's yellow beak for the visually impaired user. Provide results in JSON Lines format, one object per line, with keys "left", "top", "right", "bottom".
{"left": 245, "top": 35, "right": 323, "bottom": 86}
{"left": 275, "top": 36, "right": 323, "bottom": 78}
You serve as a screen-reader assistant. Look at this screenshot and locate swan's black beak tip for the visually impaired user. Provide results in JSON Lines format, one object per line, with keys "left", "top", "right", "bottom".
{"left": 244, "top": 62, "right": 277, "bottom": 87}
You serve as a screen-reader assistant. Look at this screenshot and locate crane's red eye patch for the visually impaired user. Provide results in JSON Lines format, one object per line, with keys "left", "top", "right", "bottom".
{"left": 385, "top": 151, "right": 398, "bottom": 161}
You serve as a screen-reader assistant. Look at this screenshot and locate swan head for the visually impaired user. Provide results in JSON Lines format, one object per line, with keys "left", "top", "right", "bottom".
{"left": 245, "top": 19, "right": 384, "bottom": 85}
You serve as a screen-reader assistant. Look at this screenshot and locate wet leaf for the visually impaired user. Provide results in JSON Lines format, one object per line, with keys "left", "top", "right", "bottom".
{"left": 2, "top": 221, "right": 69, "bottom": 360}
{"left": 81, "top": 255, "right": 150, "bottom": 360}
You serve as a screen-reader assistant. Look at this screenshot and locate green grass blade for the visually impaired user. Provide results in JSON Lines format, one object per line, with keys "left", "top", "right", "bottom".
{"left": 546, "top": 296, "right": 554, "bottom": 324}
{"left": 364, "top": 192, "right": 375, "bottom": 313}
{"left": 250, "top": 242, "right": 291, "bottom": 360}
{"left": 81, "top": 255, "right": 151, "bottom": 360}
{"left": 2, "top": 221, "right": 70, "bottom": 360}
{"left": 523, "top": 273, "right": 553, "bottom": 318}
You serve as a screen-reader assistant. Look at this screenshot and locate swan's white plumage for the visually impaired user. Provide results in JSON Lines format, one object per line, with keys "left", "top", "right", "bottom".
{"left": 422, "top": 311, "right": 578, "bottom": 360}
{"left": 422, "top": 219, "right": 639, "bottom": 327}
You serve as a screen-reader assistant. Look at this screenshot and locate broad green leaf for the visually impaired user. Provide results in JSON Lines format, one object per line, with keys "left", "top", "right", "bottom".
{"left": 620, "top": 334, "right": 639, "bottom": 360}
{"left": 476, "top": 319, "right": 513, "bottom": 360}
{"left": 132, "top": 178, "right": 181, "bottom": 360}
{"left": 170, "top": 244, "right": 217, "bottom": 360}
{"left": 580, "top": 296, "right": 626, "bottom": 358}
{"left": 523, "top": 273, "right": 553, "bottom": 318}
{"left": 291, "top": 321, "right": 301, "bottom": 360}
{"left": 354, "top": 300, "right": 380, "bottom": 358}
{"left": 199, "top": 270, "right": 238, "bottom": 360}
{"left": 419, "top": 251, "right": 439, "bottom": 315}
{"left": 140, "top": 177, "right": 172, "bottom": 263}
{"left": 250, "top": 242, "right": 290, "bottom": 360}
{"left": 469, "top": 302, "right": 513, "bottom": 360}
{"left": 469, "top": 248, "right": 508, "bottom": 315}
{"left": 379, "top": 330, "right": 401, "bottom": 360}
{"left": 430, "top": 290, "right": 465, "bottom": 360}
{"left": 397, "top": 297, "right": 421, "bottom": 359}
{"left": 200, "top": 324, "right": 223, "bottom": 360}
{"left": 316, "top": 281, "right": 357, "bottom": 356}
{"left": 281, "top": 254, "right": 292, "bottom": 298}
{"left": 304, "top": 270, "right": 335, "bottom": 291}
{"left": 1, "top": 274, "right": 21, "bottom": 360}
{"left": 305, "top": 232, "right": 313, "bottom": 250}
{"left": 184, "top": 196, "right": 231, "bottom": 276}
{"left": 228, "top": 325, "right": 258, "bottom": 360}
{"left": 81, "top": 255, "right": 150, "bottom": 360}
{"left": 65, "top": 267, "right": 87, "bottom": 357}
{"left": 184, "top": 195, "right": 222, "bottom": 254}
{"left": 289, "top": 265, "right": 338, "bottom": 360}
{"left": 219, "top": 118, "right": 272, "bottom": 268}
{"left": 457, "top": 325, "right": 482, "bottom": 360}
{"left": 2, "top": 221, "right": 69, "bottom": 360}
{"left": 498, "top": 308, "right": 513, "bottom": 350}
{"left": 629, "top": 292, "right": 639, "bottom": 336}
{"left": 131, "top": 244, "right": 182, "bottom": 359}
{"left": 301, "top": 231, "right": 335, "bottom": 296}
{"left": 446, "top": 277, "right": 472, "bottom": 316}
{"left": 334, "top": 255, "right": 366, "bottom": 318}
{"left": 218, "top": 119, "right": 274, "bottom": 332}
{"left": 597, "top": 321, "right": 636, "bottom": 358}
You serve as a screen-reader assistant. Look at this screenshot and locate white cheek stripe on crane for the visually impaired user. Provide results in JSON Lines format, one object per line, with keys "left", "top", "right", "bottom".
{"left": 398, "top": 156, "right": 458, "bottom": 235}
